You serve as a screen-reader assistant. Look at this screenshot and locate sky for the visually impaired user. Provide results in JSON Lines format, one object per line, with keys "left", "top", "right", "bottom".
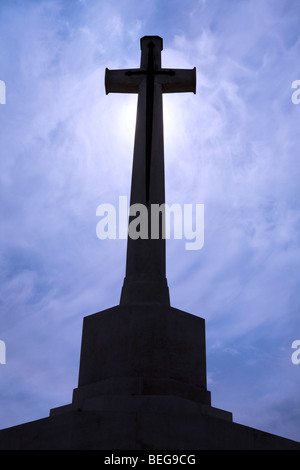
{"left": 0, "top": 0, "right": 300, "bottom": 443}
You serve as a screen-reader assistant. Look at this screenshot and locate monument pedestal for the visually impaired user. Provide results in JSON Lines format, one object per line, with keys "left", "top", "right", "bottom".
{"left": 1, "top": 303, "right": 299, "bottom": 449}
{"left": 76, "top": 304, "right": 211, "bottom": 406}
{"left": 49, "top": 303, "right": 229, "bottom": 422}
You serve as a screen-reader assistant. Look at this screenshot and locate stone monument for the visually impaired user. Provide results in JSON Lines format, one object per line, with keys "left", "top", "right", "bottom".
{"left": 0, "top": 36, "right": 299, "bottom": 450}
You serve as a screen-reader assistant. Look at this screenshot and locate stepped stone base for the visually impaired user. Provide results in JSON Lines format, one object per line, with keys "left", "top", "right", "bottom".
{"left": 0, "top": 396, "right": 299, "bottom": 450}
{"left": 0, "top": 304, "right": 299, "bottom": 450}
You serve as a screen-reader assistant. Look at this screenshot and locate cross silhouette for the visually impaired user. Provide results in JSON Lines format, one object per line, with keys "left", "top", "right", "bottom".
{"left": 105, "top": 36, "right": 196, "bottom": 305}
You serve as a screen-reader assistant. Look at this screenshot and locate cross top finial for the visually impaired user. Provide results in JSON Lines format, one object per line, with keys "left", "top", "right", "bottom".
{"left": 140, "top": 36, "right": 163, "bottom": 69}
{"left": 140, "top": 35, "right": 163, "bottom": 49}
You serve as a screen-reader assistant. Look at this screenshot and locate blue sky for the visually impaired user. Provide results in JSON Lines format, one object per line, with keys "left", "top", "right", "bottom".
{"left": 0, "top": 0, "right": 300, "bottom": 442}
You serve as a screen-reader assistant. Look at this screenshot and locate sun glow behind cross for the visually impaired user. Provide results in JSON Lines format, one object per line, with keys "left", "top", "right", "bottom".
{"left": 116, "top": 95, "right": 138, "bottom": 150}
{"left": 115, "top": 94, "right": 184, "bottom": 157}
{"left": 163, "top": 94, "right": 190, "bottom": 165}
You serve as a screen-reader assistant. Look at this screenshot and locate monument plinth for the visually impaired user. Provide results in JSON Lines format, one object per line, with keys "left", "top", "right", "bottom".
{"left": 0, "top": 36, "right": 299, "bottom": 450}
{"left": 71, "top": 305, "right": 211, "bottom": 408}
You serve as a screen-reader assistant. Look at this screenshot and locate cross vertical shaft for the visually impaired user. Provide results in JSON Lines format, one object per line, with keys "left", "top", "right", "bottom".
{"left": 105, "top": 36, "right": 196, "bottom": 305}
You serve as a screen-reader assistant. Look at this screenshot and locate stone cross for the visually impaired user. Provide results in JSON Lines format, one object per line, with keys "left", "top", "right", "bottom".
{"left": 105, "top": 36, "right": 196, "bottom": 305}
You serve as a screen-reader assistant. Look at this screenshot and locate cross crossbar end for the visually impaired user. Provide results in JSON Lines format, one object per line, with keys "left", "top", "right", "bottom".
{"left": 105, "top": 68, "right": 140, "bottom": 94}
{"left": 160, "top": 67, "right": 197, "bottom": 94}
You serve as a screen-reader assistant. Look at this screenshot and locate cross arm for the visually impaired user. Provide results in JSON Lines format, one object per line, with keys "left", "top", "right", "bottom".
{"left": 158, "top": 67, "right": 196, "bottom": 94}
{"left": 105, "top": 68, "right": 143, "bottom": 94}
{"left": 105, "top": 66, "right": 196, "bottom": 95}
